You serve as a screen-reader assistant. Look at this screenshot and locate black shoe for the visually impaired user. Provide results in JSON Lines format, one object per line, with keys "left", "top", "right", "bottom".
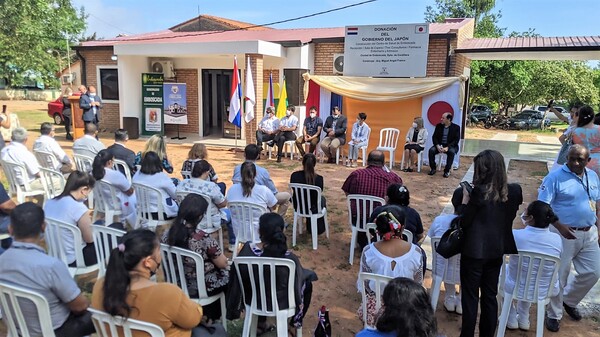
{"left": 443, "top": 171, "right": 450, "bottom": 178}
{"left": 66, "top": 134, "right": 73, "bottom": 141}
{"left": 545, "top": 317, "right": 560, "bottom": 332}
{"left": 428, "top": 169, "right": 436, "bottom": 176}
{"left": 563, "top": 303, "right": 582, "bottom": 321}
{"left": 276, "top": 156, "right": 282, "bottom": 163}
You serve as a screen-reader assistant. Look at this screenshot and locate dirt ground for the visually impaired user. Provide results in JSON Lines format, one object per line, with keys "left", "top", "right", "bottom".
{"left": 1, "top": 100, "right": 599, "bottom": 337}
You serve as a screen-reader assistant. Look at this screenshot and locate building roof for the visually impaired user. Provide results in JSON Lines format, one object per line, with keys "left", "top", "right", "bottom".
{"left": 169, "top": 14, "right": 273, "bottom": 32}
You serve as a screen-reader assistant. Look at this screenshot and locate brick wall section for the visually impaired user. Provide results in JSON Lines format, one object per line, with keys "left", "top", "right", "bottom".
{"left": 244, "top": 54, "right": 263, "bottom": 144}
{"left": 451, "top": 20, "right": 475, "bottom": 76}
{"left": 426, "top": 38, "right": 448, "bottom": 77}
{"left": 314, "top": 43, "right": 344, "bottom": 75}
{"left": 165, "top": 69, "right": 199, "bottom": 134}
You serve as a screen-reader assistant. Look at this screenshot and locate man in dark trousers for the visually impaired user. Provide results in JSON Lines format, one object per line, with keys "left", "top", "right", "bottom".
{"left": 320, "top": 106, "right": 347, "bottom": 163}
{"left": 79, "top": 85, "right": 102, "bottom": 128}
{"left": 428, "top": 112, "right": 460, "bottom": 178}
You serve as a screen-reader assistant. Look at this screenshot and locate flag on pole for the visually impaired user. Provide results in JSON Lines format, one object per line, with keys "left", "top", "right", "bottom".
{"left": 228, "top": 56, "right": 242, "bottom": 128}
{"left": 276, "top": 76, "right": 288, "bottom": 118}
{"left": 244, "top": 57, "right": 256, "bottom": 123}
{"left": 264, "top": 72, "right": 274, "bottom": 115}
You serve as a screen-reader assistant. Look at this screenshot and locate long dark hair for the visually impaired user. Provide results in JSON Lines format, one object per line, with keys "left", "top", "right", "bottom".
{"left": 526, "top": 200, "right": 558, "bottom": 229}
{"left": 302, "top": 153, "right": 317, "bottom": 185}
{"left": 376, "top": 277, "right": 438, "bottom": 337}
{"left": 102, "top": 229, "right": 157, "bottom": 318}
{"left": 92, "top": 149, "right": 114, "bottom": 181}
{"left": 258, "top": 213, "right": 287, "bottom": 257}
{"left": 241, "top": 161, "right": 256, "bottom": 197}
{"left": 56, "top": 171, "right": 95, "bottom": 199}
{"left": 577, "top": 105, "right": 595, "bottom": 127}
{"left": 167, "top": 194, "right": 209, "bottom": 248}
{"left": 472, "top": 149, "right": 508, "bottom": 203}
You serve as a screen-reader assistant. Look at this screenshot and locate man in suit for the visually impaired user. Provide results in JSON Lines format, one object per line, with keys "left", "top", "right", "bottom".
{"left": 79, "top": 85, "right": 102, "bottom": 128}
{"left": 320, "top": 106, "right": 347, "bottom": 163}
{"left": 428, "top": 112, "right": 461, "bottom": 178}
{"left": 73, "top": 123, "right": 105, "bottom": 159}
{"left": 107, "top": 129, "right": 136, "bottom": 175}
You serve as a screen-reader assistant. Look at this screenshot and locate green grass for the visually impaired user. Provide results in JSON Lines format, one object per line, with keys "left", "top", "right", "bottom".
{"left": 13, "top": 109, "right": 55, "bottom": 131}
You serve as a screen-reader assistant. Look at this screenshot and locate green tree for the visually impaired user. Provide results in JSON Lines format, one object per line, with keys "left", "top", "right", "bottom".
{"left": 0, "top": 0, "right": 86, "bottom": 88}
{"left": 424, "top": 0, "right": 502, "bottom": 36}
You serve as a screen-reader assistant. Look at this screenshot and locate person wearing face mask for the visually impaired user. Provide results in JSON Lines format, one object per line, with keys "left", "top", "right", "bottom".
{"left": 255, "top": 106, "right": 280, "bottom": 153}
{"left": 92, "top": 229, "right": 205, "bottom": 337}
{"left": 347, "top": 112, "right": 370, "bottom": 168}
{"left": 402, "top": 117, "right": 428, "bottom": 172}
{"left": 502, "top": 200, "right": 562, "bottom": 332}
{"left": 79, "top": 85, "right": 102, "bottom": 128}
{"left": 295, "top": 106, "right": 323, "bottom": 157}
{"left": 273, "top": 105, "right": 299, "bottom": 162}
{"left": 320, "top": 106, "right": 347, "bottom": 163}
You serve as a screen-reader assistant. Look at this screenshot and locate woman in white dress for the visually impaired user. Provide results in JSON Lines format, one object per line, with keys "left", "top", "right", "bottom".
{"left": 132, "top": 151, "right": 179, "bottom": 220}
{"left": 357, "top": 206, "right": 423, "bottom": 327}
{"left": 92, "top": 149, "right": 136, "bottom": 226}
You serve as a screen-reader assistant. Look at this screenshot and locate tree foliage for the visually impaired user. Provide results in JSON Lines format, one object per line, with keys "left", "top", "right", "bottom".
{"left": 0, "top": 0, "right": 86, "bottom": 88}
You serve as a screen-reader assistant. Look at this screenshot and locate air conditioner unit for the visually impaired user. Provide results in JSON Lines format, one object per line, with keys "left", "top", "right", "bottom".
{"left": 61, "top": 73, "right": 75, "bottom": 85}
{"left": 332, "top": 54, "right": 344, "bottom": 75}
{"left": 150, "top": 60, "right": 175, "bottom": 78}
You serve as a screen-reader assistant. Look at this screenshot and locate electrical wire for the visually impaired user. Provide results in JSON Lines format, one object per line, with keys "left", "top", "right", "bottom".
{"left": 88, "top": 13, "right": 136, "bottom": 35}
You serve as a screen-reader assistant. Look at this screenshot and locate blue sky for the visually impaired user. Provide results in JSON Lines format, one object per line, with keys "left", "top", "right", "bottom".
{"left": 73, "top": 0, "right": 600, "bottom": 40}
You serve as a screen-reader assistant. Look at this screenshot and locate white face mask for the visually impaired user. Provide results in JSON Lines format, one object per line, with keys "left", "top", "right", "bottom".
{"left": 286, "top": 110, "right": 291, "bottom": 116}
{"left": 310, "top": 113, "right": 316, "bottom": 118}
{"left": 89, "top": 93, "right": 96, "bottom": 97}
{"left": 412, "top": 122, "right": 417, "bottom": 128}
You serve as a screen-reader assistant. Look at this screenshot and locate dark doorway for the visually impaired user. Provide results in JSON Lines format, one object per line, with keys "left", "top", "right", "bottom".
{"left": 201, "top": 69, "right": 241, "bottom": 139}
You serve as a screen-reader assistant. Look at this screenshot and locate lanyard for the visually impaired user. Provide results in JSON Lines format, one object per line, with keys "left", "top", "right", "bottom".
{"left": 575, "top": 170, "right": 591, "bottom": 201}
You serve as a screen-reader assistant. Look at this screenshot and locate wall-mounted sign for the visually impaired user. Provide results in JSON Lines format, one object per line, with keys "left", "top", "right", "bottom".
{"left": 141, "top": 73, "right": 164, "bottom": 135}
{"left": 343, "top": 24, "right": 429, "bottom": 78}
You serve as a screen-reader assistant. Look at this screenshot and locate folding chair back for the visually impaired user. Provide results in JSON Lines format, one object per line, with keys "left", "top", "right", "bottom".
{"left": 358, "top": 272, "right": 393, "bottom": 329}
{"left": 228, "top": 201, "right": 267, "bottom": 258}
{"left": 89, "top": 308, "right": 165, "bottom": 337}
{"left": 289, "top": 183, "right": 329, "bottom": 250}
{"left": 347, "top": 194, "right": 384, "bottom": 265}
{"left": 0, "top": 282, "right": 56, "bottom": 337}
{"left": 45, "top": 217, "right": 99, "bottom": 277}
{"left": 93, "top": 224, "right": 126, "bottom": 278}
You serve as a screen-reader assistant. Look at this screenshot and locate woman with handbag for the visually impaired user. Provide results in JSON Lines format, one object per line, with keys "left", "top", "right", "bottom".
{"left": 458, "top": 150, "right": 522, "bottom": 337}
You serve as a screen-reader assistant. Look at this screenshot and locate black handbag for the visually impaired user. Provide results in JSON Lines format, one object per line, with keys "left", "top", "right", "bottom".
{"left": 435, "top": 216, "right": 463, "bottom": 259}
{"left": 313, "top": 306, "right": 331, "bottom": 337}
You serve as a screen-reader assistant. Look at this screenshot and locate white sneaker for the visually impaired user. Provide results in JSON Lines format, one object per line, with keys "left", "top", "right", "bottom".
{"left": 517, "top": 315, "right": 530, "bottom": 331}
{"left": 506, "top": 310, "right": 518, "bottom": 330}
{"left": 443, "top": 297, "right": 456, "bottom": 312}
{"left": 454, "top": 297, "right": 462, "bottom": 315}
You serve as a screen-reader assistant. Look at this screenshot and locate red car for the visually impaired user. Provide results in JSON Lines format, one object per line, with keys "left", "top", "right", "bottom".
{"left": 47, "top": 93, "right": 81, "bottom": 125}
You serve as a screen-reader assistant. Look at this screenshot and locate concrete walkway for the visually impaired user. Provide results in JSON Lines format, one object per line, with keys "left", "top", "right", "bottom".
{"left": 491, "top": 133, "right": 518, "bottom": 141}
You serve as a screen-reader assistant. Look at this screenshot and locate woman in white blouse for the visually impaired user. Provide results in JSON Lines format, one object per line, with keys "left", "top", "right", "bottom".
{"left": 402, "top": 116, "right": 428, "bottom": 172}
{"left": 347, "top": 112, "right": 370, "bottom": 168}
{"left": 132, "top": 151, "right": 178, "bottom": 219}
{"left": 357, "top": 206, "right": 423, "bottom": 327}
{"left": 92, "top": 149, "right": 136, "bottom": 226}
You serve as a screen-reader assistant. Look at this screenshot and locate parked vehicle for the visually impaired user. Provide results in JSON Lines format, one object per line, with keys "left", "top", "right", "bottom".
{"left": 533, "top": 105, "right": 570, "bottom": 123}
{"left": 47, "top": 93, "right": 81, "bottom": 125}
{"left": 508, "top": 110, "right": 551, "bottom": 130}
{"left": 470, "top": 104, "right": 493, "bottom": 122}
{"left": 484, "top": 114, "right": 510, "bottom": 130}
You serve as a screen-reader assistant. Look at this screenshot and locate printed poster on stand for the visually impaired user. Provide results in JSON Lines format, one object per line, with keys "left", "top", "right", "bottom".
{"left": 141, "top": 73, "right": 164, "bottom": 135}
{"left": 163, "top": 83, "right": 188, "bottom": 125}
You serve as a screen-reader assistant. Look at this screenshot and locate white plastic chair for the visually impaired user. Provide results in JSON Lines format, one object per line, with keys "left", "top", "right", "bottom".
{"left": 497, "top": 250, "right": 560, "bottom": 337}
{"left": 347, "top": 194, "right": 385, "bottom": 265}
{"left": 352, "top": 128, "right": 371, "bottom": 167}
{"left": 375, "top": 128, "right": 400, "bottom": 170}
{"left": 268, "top": 139, "right": 297, "bottom": 160}
{"left": 0, "top": 159, "right": 47, "bottom": 204}
{"left": 175, "top": 190, "right": 224, "bottom": 249}
{"left": 132, "top": 182, "right": 175, "bottom": 231}
{"left": 93, "top": 180, "right": 124, "bottom": 224}
{"left": 400, "top": 149, "right": 423, "bottom": 172}
{"left": 39, "top": 167, "right": 66, "bottom": 200}
{"left": 93, "top": 224, "right": 126, "bottom": 278}
{"left": 228, "top": 201, "right": 268, "bottom": 258}
{"left": 435, "top": 152, "right": 448, "bottom": 171}
{"left": 89, "top": 307, "right": 165, "bottom": 337}
{"left": 233, "top": 256, "right": 301, "bottom": 337}
{"left": 358, "top": 272, "right": 394, "bottom": 329}
{"left": 181, "top": 170, "right": 192, "bottom": 179}
{"left": 429, "top": 236, "right": 461, "bottom": 311}
{"left": 73, "top": 153, "right": 94, "bottom": 173}
{"left": 45, "top": 217, "right": 99, "bottom": 277}
{"left": 0, "top": 282, "right": 56, "bottom": 337}
{"left": 33, "top": 149, "right": 61, "bottom": 171}
{"left": 159, "top": 244, "right": 227, "bottom": 330}
{"left": 113, "top": 158, "right": 132, "bottom": 182}
{"left": 289, "top": 183, "right": 329, "bottom": 250}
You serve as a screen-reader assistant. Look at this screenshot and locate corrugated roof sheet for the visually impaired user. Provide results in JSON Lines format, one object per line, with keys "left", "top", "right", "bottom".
{"left": 458, "top": 36, "right": 600, "bottom": 51}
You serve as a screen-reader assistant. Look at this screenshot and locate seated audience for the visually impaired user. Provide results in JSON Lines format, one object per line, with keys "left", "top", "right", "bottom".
{"left": 1, "top": 127, "right": 43, "bottom": 188}
{"left": 227, "top": 162, "right": 277, "bottom": 243}
{"left": 134, "top": 134, "right": 175, "bottom": 174}
{"left": 162, "top": 194, "right": 229, "bottom": 322}
{"left": 320, "top": 106, "right": 347, "bottom": 164}
{"left": 0, "top": 184, "right": 15, "bottom": 255}
{"left": 357, "top": 207, "right": 424, "bottom": 327}
{"left": 428, "top": 187, "right": 463, "bottom": 314}
{"left": 43, "top": 171, "right": 97, "bottom": 266}
{"left": 347, "top": 112, "right": 370, "bottom": 168}
{"left": 402, "top": 116, "right": 428, "bottom": 172}
{"left": 233, "top": 213, "right": 317, "bottom": 334}
{"left": 181, "top": 143, "right": 225, "bottom": 195}
{"left": 505, "top": 200, "right": 562, "bottom": 331}
{"left": 0, "top": 203, "right": 95, "bottom": 337}
{"left": 132, "top": 151, "right": 179, "bottom": 219}
{"left": 370, "top": 184, "right": 424, "bottom": 244}
{"left": 356, "top": 277, "right": 438, "bottom": 337}
{"left": 107, "top": 128, "right": 136, "bottom": 175}
{"left": 177, "top": 160, "right": 235, "bottom": 252}
{"left": 290, "top": 153, "right": 327, "bottom": 234}
{"left": 232, "top": 144, "right": 290, "bottom": 217}
{"left": 73, "top": 123, "right": 105, "bottom": 158}
{"left": 92, "top": 150, "right": 137, "bottom": 226}
{"left": 33, "top": 122, "right": 73, "bottom": 173}
{"left": 92, "top": 229, "right": 204, "bottom": 337}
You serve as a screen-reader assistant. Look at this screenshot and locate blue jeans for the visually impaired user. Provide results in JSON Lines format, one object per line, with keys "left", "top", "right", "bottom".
{"left": 221, "top": 209, "right": 235, "bottom": 245}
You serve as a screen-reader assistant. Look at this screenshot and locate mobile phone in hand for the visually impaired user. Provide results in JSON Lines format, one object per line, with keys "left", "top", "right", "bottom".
{"left": 460, "top": 181, "right": 473, "bottom": 194}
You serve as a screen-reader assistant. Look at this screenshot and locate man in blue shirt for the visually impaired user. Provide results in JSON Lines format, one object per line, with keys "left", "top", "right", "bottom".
{"left": 538, "top": 144, "right": 600, "bottom": 332}
{"left": 295, "top": 106, "right": 323, "bottom": 157}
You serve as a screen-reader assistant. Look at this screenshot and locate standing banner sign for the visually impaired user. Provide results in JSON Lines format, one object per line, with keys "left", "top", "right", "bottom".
{"left": 163, "top": 83, "right": 188, "bottom": 124}
{"left": 141, "top": 73, "right": 164, "bottom": 135}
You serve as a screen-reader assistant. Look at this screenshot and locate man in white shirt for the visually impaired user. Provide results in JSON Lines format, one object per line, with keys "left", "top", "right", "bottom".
{"left": 255, "top": 106, "right": 280, "bottom": 153}
{"left": 73, "top": 123, "right": 106, "bottom": 158}
{"left": 1, "top": 127, "right": 43, "bottom": 188}
{"left": 33, "top": 122, "right": 72, "bottom": 173}
{"left": 273, "top": 105, "right": 298, "bottom": 163}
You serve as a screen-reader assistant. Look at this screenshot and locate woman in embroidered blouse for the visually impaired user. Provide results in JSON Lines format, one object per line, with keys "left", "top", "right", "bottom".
{"left": 134, "top": 134, "right": 175, "bottom": 174}
{"left": 571, "top": 105, "right": 600, "bottom": 176}
{"left": 357, "top": 206, "right": 424, "bottom": 327}
{"left": 162, "top": 193, "right": 229, "bottom": 321}
{"left": 402, "top": 117, "right": 428, "bottom": 172}
{"left": 347, "top": 112, "right": 371, "bottom": 168}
